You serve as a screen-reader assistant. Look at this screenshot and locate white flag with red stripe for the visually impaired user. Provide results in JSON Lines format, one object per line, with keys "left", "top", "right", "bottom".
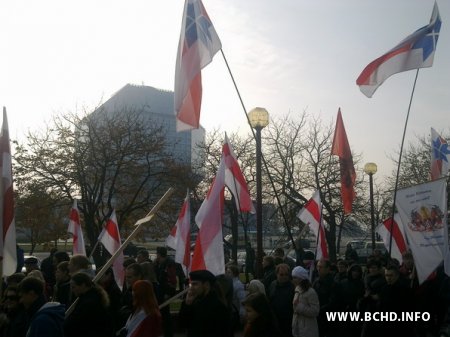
{"left": 297, "top": 190, "right": 328, "bottom": 260}
{"left": 174, "top": 0, "right": 222, "bottom": 131}
{"left": 67, "top": 199, "right": 86, "bottom": 256}
{"left": 166, "top": 191, "right": 191, "bottom": 274}
{"left": 191, "top": 156, "right": 225, "bottom": 275}
{"left": 98, "top": 209, "right": 124, "bottom": 290}
{"left": 376, "top": 214, "right": 408, "bottom": 262}
{"left": 0, "top": 108, "right": 17, "bottom": 276}
{"left": 223, "top": 134, "right": 255, "bottom": 213}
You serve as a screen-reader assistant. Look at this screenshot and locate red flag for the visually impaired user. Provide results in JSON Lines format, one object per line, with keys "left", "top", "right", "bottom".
{"left": 297, "top": 191, "right": 328, "bottom": 260}
{"left": 98, "top": 209, "right": 124, "bottom": 290}
{"left": 223, "top": 134, "right": 255, "bottom": 213}
{"left": 0, "top": 108, "right": 17, "bottom": 276}
{"left": 166, "top": 190, "right": 191, "bottom": 273}
{"left": 174, "top": 0, "right": 222, "bottom": 131}
{"left": 331, "top": 109, "right": 356, "bottom": 214}
{"left": 191, "top": 156, "right": 225, "bottom": 275}
{"left": 67, "top": 199, "right": 86, "bottom": 256}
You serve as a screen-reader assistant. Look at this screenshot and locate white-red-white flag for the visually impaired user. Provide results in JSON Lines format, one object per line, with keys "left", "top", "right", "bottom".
{"left": 67, "top": 199, "right": 86, "bottom": 256}
{"left": 166, "top": 191, "right": 191, "bottom": 274}
{"left": 98, "top": 209, "right": 124, "bottom": 290}
{"left": 430, "top": 127, "right": 450, "bottom": 181}
{"left": 191, "top": 156, "right": 225, "bottom": 275}
{"left": 174, "top": 0, "right": 222, "bottom": 131}
{"left": 376, "top": 214, "right": 408, "bottom": 262}
{"left": 223, "top": 134, "right": 255, "bottom": 213}
{"left": 297, "top": 190, "right": 328, "bottom": 260}
{"left": 0, "top": 108, "right": 17, "bottom": 276}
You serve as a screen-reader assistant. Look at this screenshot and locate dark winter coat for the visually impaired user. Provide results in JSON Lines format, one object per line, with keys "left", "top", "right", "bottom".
{"left": 28, "top": 302, "right": 65, "bottom": 337}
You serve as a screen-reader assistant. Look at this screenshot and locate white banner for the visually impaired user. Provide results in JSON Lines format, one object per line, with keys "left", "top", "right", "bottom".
{"left": 396, "top": 179, "right": 449, "bottom": 284}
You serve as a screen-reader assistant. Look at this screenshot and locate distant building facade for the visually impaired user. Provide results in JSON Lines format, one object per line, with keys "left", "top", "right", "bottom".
{"left": 97, "top": 84, "right": 205, "bottom": 168}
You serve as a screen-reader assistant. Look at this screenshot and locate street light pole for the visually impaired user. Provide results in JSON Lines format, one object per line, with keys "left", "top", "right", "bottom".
{"left": 248, "top": 107, "right": 269, "bottom": 279}
{"left": 364, "top": 162, "right": 377, "bottom": 253}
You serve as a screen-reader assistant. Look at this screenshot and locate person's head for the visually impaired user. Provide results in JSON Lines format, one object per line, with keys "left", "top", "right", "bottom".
{"left": 53, "top": 251, "right": 70, "bottom": 268}
{"left": 189, "top": 270, "right": 216, "bottom": 299}
{"left": 348, "top": 264, "right": 363, "bottom": 280}
{"left": 225, "top": 264, "right": 240, "bottom": 278}
{"left": 401, "top": 251, "right": 414, "bottom": 269}
{"left": 317, "top": 259, "right": 331, "bottom": 278}
{"left": 337, "top": 260, "right": 348, "bottom": 274}
{"left": 49, "top": 247, "right": 58, "bottom": 256}
{"left": 55, "top": 261, "right": 70, "bottom": 283}
{"left": 156, "top": 247, "right": 167, "bottom": 262}
{"left": 140, "top": 261, "right": 157, "bottom": 283}
{"left": 275, "top": 263, "right": 290, "bottom": 284}
{"left": 384, "top": 265, "right": 400, "bottom": 285}
{"left": 136, "top": 249, "right": 150, "bottom": 264}
{"left": 6, "top": 273, "right": 26, "bottom": 287}
{"left": 68, "top": 255, "right": 90, "bottom": 276}
{"left": 242, "top": 293, "right": 272, "bottom": 324}
{"left": 247, "top": 279, "right": 266, "bottom": 296}
{"left": 125, "top": 263, "right": 143, "bottom": 287}
{"left": 24, "top": 257, "right": 39, "bottom": 274}
{"left": 262, "top": 255, "right": 275, "bottom": 269}
{"left": 18, "top": 276, "right": 44, "bottom": 309}
{"left": 346, "top": 243, "right": 353, "bottom": 249}
{"left": 273, "top": 248, "right": 285, "bottom": 258}
{"left": 132, "top": 280, "right": 159, "bottom": 315}
{"left": 27, "top": 270, "right": 45, "bottom": 282}
{"left": 123, "top": 257, "right": 137, "bottom": 269}
{"left": 366, "top": 259, "right": 382, "bottom": 276}
{"left": 291, "top": 265, "right": 310, "bottom": 289}
{"left": 70, "top": 272, "right": 94, "bottom": 297}
{"left": 3, "top": 286, "right": 20, "bottom": 312}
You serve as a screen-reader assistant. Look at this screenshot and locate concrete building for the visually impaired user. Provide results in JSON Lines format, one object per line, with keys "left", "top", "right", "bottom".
{"left": 97, "top": 83, "right": 205, "bottom": 168}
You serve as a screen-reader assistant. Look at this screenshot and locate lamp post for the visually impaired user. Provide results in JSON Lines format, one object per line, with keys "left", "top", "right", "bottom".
{"left": 364, "top": 162, "right": 377, "bottom": 252}
{"left": 248, "top": 107, "right": 269, "bottom": 279}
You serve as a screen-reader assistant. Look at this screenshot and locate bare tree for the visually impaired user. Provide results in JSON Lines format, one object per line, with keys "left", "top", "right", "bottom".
{"left": 13, "top": 107, "right": 195, "bottom": 261}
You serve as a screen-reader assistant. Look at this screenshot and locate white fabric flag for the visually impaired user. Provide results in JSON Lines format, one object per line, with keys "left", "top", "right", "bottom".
{"left": 376, "top": 214, "right": 408, "bottom": 262}
{"left": 297, "top": 190, "right": 328, "bottom": 260}
{"left": 166, "top": 191, "right": 191, "bottom": 274}
{"left": 67, "top": 199, "right": 86, "bottom": 256}
{"left": 0, "top": 108, "right": 17, "bottom": 276}
{"left": 396, "top": 179, "right": 450, "bottom": 284}
{"left": 98, "top": 209, "right": 124, "bottom": 290}
{"left": 192, "top": 155, "right": 226, "bottom": 275}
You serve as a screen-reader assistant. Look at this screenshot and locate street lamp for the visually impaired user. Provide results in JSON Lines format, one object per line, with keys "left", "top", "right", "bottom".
{"left": 364, "top": 162, "right": 377, "bottom": 253}
{"left": 248, "top": 107, "right": 269, "bottom": 279}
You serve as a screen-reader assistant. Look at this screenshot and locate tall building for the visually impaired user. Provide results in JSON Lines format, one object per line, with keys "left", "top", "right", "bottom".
{"left": 98, "top": 83, "right": 205, "bottom": 167}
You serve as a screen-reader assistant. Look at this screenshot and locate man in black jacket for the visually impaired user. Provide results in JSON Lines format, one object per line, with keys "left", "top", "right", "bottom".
{"left": 178, "top": 270, "right": 230, "bottom": 337}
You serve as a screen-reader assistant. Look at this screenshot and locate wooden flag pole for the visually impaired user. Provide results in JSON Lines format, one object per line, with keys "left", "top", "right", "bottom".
{"left": 66, "top": 187, "right": 175, "bottom": 317}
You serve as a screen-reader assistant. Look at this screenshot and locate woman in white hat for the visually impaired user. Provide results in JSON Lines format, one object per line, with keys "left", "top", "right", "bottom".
{"left": 291, "top": 266, "right": 320, "bottom": 337}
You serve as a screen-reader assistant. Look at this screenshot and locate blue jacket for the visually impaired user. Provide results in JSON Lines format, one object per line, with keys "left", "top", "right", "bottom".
{"left": 28, "top": 302, "right": 65, "bottom": 337}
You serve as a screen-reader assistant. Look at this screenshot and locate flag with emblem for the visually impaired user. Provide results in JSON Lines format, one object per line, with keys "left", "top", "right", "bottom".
{"left": 430, "top": 127, "right": 450, "bottom": 180}
{"left": 175, "top": 0, "right": 222, "bottom": 131}
{"left": 357, "top": 2, "right": 441, "bottom": 98}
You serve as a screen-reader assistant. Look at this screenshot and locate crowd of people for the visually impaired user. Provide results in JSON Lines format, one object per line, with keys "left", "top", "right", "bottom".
{"left": 0, "top": 244, "right": 449, "bottom": 337}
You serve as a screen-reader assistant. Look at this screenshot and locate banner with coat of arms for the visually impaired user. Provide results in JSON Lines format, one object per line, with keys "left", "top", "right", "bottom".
{"left": 395, "top": 178, "right": 450, "bottom": 284}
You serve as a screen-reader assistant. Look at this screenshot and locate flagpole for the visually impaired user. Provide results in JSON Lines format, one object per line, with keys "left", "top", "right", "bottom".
{"left": 388, "top": 69, "right": 420, "bottom": 257}
{"left": 219, "top": 49, "right": 297, "bottom": 251}
{"left": 66, "top": 187, "right": 175, "bottom": 317}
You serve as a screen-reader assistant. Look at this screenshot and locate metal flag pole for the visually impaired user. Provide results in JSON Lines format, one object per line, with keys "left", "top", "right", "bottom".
{"left": 388, "top": 69, "right": 420, "bottom": 257}
{"left": 219, "top": 49, "right": 297, "bottom": 251}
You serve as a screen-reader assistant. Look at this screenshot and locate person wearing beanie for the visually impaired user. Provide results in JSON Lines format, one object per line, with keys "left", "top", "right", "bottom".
{"left": 178, "top": 269, "right": 230, "bottom": 337}
{"left": 291, "top": 266, "right": 319, "bottom": 337}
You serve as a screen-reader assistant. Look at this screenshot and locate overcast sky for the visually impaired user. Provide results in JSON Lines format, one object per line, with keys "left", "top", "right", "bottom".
{"left": 1, "top": 0, "right": 448, "bottom": 183}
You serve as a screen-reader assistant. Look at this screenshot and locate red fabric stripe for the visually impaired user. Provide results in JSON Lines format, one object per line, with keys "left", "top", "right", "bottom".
{"left": 383, "top": 217, "right": 407, "bottom": 254}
